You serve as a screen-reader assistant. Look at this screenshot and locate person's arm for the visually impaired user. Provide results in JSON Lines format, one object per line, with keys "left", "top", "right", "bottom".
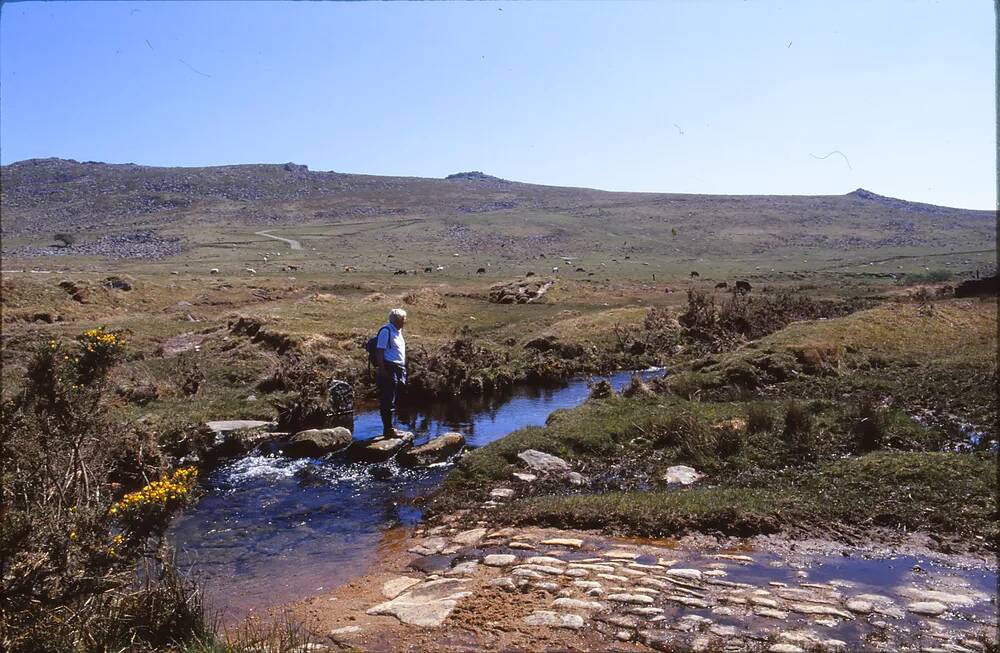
{"left": 375, "top": 347, "right": 386, "bottom": 374}
{"left": 375, "top": 326, "right": 389, "bottom": 374}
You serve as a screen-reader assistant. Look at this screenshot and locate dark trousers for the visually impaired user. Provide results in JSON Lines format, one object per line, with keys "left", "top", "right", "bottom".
{"left": 377, "top": 362, "right": 406, "bottom": 436}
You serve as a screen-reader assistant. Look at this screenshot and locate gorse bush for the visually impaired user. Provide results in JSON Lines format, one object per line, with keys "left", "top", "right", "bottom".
{"left": 1, "top": 332, "right": 205, "bottom": 653}
{"left": 782, "top": 400, "right": 816, "bottom": 461}
{"left": 747, "top": 402, "right": 775, "bottom": 434}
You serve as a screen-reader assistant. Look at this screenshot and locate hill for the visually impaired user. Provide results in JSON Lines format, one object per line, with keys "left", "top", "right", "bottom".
{"left": 1, "top": 158, "right": 993, "bottom": 277}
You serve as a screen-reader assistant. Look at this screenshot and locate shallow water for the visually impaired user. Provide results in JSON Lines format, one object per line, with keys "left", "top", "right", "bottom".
{"left": 169, "top": 370, "right": 661, "bottom": 619}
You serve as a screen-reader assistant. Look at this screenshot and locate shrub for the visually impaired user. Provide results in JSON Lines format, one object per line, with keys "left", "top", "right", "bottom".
{"left": 782, "top": 400, "right": 816, "bottom": 460}
{"left": 651, "top": 412, "right": 717, "bottom": 465}
{"left": 747, "top": 402, "right": 775, "bottom": 434}
{"left": 851, "top": 395, "right": 888, "bottom": 452}
{"left": 1, "top": 332, "right": 208, "bottom": 652}
{"left": 53, "top": 232, "right": 76, "bottom": 247}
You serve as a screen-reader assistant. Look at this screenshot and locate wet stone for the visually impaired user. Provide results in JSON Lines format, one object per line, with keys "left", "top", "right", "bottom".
{"left": 666, "top": 568, "right": 703, "bottom": 581}
{"left": 525, "top": 556, "right": 565, "bottom": 566}
{"left": 408, "top": 554, "right": 456, "bottom": 575}
{"left": 541, "top": 537, "right": 584, "bottom": 549}
{"left": 755, "top": 607, "right": 789, "bottom": 619}
{"left": 483, "top": 554, "right": 518, "bottom": 567}
{"left": 382, "top": 576, "right": 422, "bottom": 599}
{"left": 450, "top": 528, "right": 487, "bottom": 546}
{"left": 767, "top": 645, "right": 805, "bottom": 653}
{"left": 408, "top": 537, "right": 447, "bottom": 556}
{"left": 604, "top": 550, "right": 640, "bottom": 560}
{"left": 553, "top": 597, "right": 607, "bottom": 612}
{"left": 608, "top": 593, "right": 656, "bottom": 605}
{"left": 908, "top": 601, "right": 949, "bottom": 616}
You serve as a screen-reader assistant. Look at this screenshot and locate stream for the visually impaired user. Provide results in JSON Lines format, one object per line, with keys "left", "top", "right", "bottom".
{"left": 168, "top": 369, "right": 664, "bottom": 619}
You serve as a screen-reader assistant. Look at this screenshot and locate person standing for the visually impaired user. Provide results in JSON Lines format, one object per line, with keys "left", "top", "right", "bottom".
{"left": 375, "top": 308, "right": 407, "bottom": 438}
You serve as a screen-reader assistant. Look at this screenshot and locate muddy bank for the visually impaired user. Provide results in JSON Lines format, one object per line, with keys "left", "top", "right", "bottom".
{"left": 280, "top": 523, "right": 997, "bottom": 653}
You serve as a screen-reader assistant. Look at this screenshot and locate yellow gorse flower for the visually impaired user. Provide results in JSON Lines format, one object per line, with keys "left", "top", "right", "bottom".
{"left": 109, "top": 468, "right": 198, "bottom": 517}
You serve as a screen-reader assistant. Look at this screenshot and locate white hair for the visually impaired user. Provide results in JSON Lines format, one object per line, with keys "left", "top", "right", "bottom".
{"left": 389, "top": 308, "right": 407, "bottom": 322}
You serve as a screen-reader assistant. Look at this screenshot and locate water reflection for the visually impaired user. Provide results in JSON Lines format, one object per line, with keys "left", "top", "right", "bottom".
{"left": 169, "top": 370, "right": 662, "bottom": 620}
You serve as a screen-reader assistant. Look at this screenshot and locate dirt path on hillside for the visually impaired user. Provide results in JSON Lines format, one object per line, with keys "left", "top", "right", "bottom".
{"left": 255, "top": 230, "right": 303, "bottom": 250}
{"left": 278, "top": 523, "right": 996, "bottom": 653}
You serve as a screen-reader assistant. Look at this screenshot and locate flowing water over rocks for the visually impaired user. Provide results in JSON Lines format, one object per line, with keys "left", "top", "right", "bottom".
{"left": 169, "top": 371, "right": 660, "bottom": 619}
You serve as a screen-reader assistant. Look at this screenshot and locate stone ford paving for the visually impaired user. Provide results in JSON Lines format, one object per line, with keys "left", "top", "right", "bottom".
{"left": 354, "top": 526, "right": 997, "bottom": 652}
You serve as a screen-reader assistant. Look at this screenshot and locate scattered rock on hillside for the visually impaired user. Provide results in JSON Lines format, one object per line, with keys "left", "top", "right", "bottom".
{"left": 518, "top": 449, "right": 571, "bottom": 475}
{"left": 488, "top": 278, "right": 555, "bottom": 304}
{"left": 663, "top": 465, "right": 705, "bottom": 486}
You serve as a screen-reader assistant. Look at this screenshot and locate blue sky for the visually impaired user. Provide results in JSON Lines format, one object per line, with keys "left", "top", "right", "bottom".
{"left": 1, "top": 1, "right": 995, "bottom": 209}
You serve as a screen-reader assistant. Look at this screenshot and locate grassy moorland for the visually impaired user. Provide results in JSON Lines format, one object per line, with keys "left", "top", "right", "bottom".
{"left": 1, "top": 159, "right": 996, "bottom": 651}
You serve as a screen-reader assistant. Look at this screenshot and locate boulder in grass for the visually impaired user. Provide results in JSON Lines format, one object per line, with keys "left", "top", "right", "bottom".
{"left": 283, "top": 427, "right": 353, "bottom": 458}
{"left": 517, "top": 449, "right": 571, "bottom": 474}
{"left": 399, "top": 432, "right": 465, "bottom": 467}
{"left": 663, "top": 465, "right": 704, "bottom": 486}
{"left": 350, "top": 431, "right": 415, "bottom": 462}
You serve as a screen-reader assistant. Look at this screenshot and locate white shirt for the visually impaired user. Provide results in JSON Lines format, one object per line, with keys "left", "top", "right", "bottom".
{"left": 376, "top": 322, "right": 406, "bottom": 365}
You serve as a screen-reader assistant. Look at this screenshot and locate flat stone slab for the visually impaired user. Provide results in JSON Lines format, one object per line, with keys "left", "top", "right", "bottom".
{"left": 382, "top": 576, "right": 422, "bottom": 599}
{"left": 367, "top": 578, "right": 474, "bottom": 627}
{"left": 483, "top": 554, "right": 518, "bottom": 567}
{"left": 523, "top": 610, "right": 585, "bottom": 629}
{"left": 540, "top": 537, "right": 584, "bottom": 549}
{"left": 206, "top": 420, "right": 273, "bottom": 433}
{"left": 907, "top": 600, "right": 948, "bottom": 616}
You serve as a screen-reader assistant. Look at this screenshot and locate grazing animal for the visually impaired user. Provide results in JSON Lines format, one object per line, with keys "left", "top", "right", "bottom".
{"left": 575, "top": 267, "right": 585, "bottom": 272}
{"left": 526, "top": 271, "right": 536, "bottom": 277}
{"left": 245, "top": 267, "right": 256, "bottom": 275}
{"left": 436, "top": 265, "right": 445, "bottom": 271}
{"left": 393, "top": 269, "right": 408, "bottom": 276}
{"left": 552, "top": 266, "right": 559, "bottom": 273}
{"left": 424, "top": 267, "right": 433, "bottom": 273}
{"left": 715, "top": 281, "right": 728, "bottom": 289}
{"left": 476, "top": 267, "right": 486, "bottom": 274}
{"left": 343, "top": 266, "right": 357, "bottom": 272}
{"left": 209, "top": 268, "right": 220, "bottom": 275}
{"left": 735, "top": 280, "right": 752, "bottom": 294}
{"left": 690, "top": 271, "right": 699, "bottom": 278}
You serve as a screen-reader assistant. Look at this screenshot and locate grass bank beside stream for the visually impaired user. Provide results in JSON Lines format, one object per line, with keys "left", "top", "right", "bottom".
{"left": 434, "top": 298, "right": 998, "bottom": 552}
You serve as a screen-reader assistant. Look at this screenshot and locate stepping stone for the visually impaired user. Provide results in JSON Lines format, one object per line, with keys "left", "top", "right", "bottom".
{"left": 563, "top": 568, "right": 589, "bottom": 578}
{"left": 598, "top": 573, "right": 630, "bottom": 583}
{"left": 573, "top": 580, "right": 602, "bottom": 589}
{"left": 787, "top": 603, "right": 854, "bottom": 620}
{"left": 908, "top": 601, "right": 948, "bottom": 616}
{"left": 768, "top": 645, "right": 805, "bottom": 653}
{"left": 665, "top": 595, "right": 710, "bottom": 609}
{"left": 483, "top": 554, "right": 518, "bottom": 567}
{"left": 709, "top": 554, "right": 753, "bottom": 563}
{"left": 754, "top": 607, "right": 789, "bottom": 619}
{"left": 665, "top": 568, "right": 703, "bottom": 581}
{"left": 444, "top": 561, "right": 479, "bottom": 577}
{"left": 509, "top": 541, "right": 535, "bottom": 550}
{"left": 351, "top": 431, "right": 415, "bottom": 462}
{"left": 382, "top": 576, "right": 421, "bottom": 599}
{"left": 489, "top": 577, "right": 516, "bottom": 590}
{"left": 525, "top": 556, "right": 565, "bottom": 566}
{"left": 553, "top": 597, "right": 607, "bottom": 611}
{"left": 603, "top": 550, "right": 640, "bottom": 560}
{"left": 629, "top": 607, "right": 664, "bottom": 616}
{"left": 846, "top": 599, "right": 873, "bottom": 613}
{"left": 569, "top": 563, "right": 616, "bottom": 573}
{"left": 533, "top": 581, "right": 561, "bottom": 593}
{"left": 408, "top": 537, "right": 447, "bottom": 556}
{"left": 522, "top": 610, "right": 584, "bottom": 629}
{"left": 450, "top": 528, "right": 487, "bottom": 546}
{"left": 541, "top": 537, "right": 584, "bottom": 549}
{"left": 608, "top": 593, "right": 655, "bottom": 605}
{"left": 398, "top": 432, "right": 465, "bottom": 466}
{"left": 750, "top": 596, "right": 781, "bottom": 609}
{"left": 367, "top": 578, "right": 473, "bottom": 627}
